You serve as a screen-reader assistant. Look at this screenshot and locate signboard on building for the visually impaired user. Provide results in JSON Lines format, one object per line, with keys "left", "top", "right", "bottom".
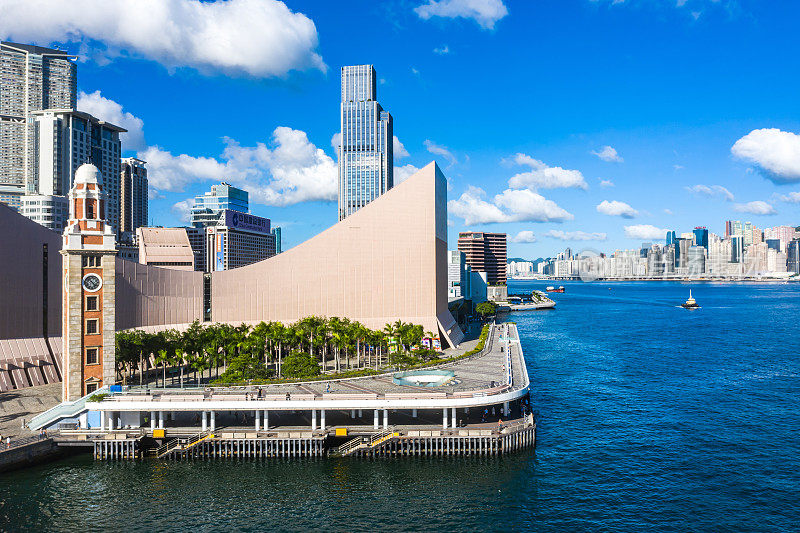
{"left": 215, "top": 234, "right": 225, "bottom": 271}
{"left": 223, "top": 209, "right": 270, "bottom": 234}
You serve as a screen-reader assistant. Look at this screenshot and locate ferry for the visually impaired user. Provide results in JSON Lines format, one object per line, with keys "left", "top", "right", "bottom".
{"left": 545, "top": 286, "right": 565, "bottom": 293}
{"left": 681, "top": 290, "right": 700, "bottom": 309}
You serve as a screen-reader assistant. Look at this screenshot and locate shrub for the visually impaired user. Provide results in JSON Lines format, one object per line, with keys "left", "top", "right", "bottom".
{"left": 282, "top": 351, "right": 321, "bottom": 379}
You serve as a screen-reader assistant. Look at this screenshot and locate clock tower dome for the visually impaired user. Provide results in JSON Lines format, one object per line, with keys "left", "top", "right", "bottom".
{"left": 61, "top": 163, "right": 117, "bottom": 401}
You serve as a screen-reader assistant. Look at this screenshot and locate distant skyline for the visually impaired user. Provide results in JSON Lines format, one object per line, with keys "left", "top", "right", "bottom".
{"left": 2, "top": 0, "right": 799, "bottom": 255}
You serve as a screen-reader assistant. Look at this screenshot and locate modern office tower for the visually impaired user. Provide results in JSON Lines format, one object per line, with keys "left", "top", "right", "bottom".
{"left": 693, "top": 227, "right": 709, "bottom": 249}
{"left": 447, "top": 250, "right": 472, "bottom": 298}
{"left": 137, "top": 227, "right": 196, "bottom": 271}
{"left": 337, "top": 64, "right": 393, "bottom": 221}
{"left": 190, "top": 182, "right": 249, "bottom": 227}
{"left": 674, "top": 238, "right": 692, "bottom": 271}
{"left": 687, "top": 246, "right": 706, "bottom": 276}
{"left": 272, "top": 226, "right": 282, "bottom": 254}
{"left": 120, "top": 157, "right": 148, "bottom": 242}
{"left": 19, "top": 194, "right": 68, "bottom": 231}
{"left": 31, "top": 109, "right": 125, "bottom": 234}
{"left": 666, "top": 230, "right": 677, "bottom": 246}
{"left": 458, "top": 232, "right": 507, "bottom": 285}
{"left": 766, "top": 239, "right": 781, "bottom": 252}
{"left": 731, "top": 235, "right": 744, "bottom": 263}
{"left": 206, "top": 210, "right": 276, "bottom": 271}
{"left": 789, "top": 239, "right": 800, "bottom": 274}
{"left": 0, "top": 42, "right": 77, "bottom": 208}
{"left": 186, "top": 226, "right": 207, "bottom": 271}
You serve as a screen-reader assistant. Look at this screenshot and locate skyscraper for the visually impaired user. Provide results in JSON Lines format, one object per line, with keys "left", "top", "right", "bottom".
{"left": 338, "top": 64, "right": 393, "bottom": 220}
{"left": 693, "top": 227, "right": 709, "bottom": 249}
{"left": 120, "top": 157, "right": 148, "bottom": 241}
{"left": 0, "top": 42, "right": 77, "bottom": 208}
{"left": 458, "top": 232, "right": 507, "bottom": 285}
{"left": 190, "top": 182, "right": 249, "bottom": 227}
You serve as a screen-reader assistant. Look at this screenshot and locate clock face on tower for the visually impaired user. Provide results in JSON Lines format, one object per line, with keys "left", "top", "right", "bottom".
{"left": 82, "top": 273, "right": 102, "bottom": 292}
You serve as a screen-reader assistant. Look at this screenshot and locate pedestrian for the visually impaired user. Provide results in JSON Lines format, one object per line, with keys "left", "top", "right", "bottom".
{"left": 6, "top": 436, "right": 10, "bottom": 449}
{"left": 498, "top": 418, "right": 503, "bottom": 430}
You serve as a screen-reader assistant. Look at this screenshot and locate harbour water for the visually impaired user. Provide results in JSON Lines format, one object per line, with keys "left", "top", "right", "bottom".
{"left": 1, "top": 282, "right": 799, "bottom": 531}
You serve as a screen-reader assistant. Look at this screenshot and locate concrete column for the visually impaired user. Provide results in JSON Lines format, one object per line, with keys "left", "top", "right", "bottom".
{"left": 358, "top": 409, "right": 363, "bottom": 417}
{"left": 350, "top": 409, "right": 356, "bottom": 419}
{"left": 202, "top": 411, "right": 208, "bottom": 432}
{"left": 503, "top": 402, "right": 509, "bottom": 416}
{"left": 374, "top": 409, "right": 379, "bottom": 429}
{"left": 210, "top": 411, "right": 216, "bottom": 431}
{"left": 100, "top": 411, "right": 106, "bottom": 431}
{"left": 451, "top": 408, "right": 456, "bottom": 429}
{"left": 158, "top": 411, "right": 164, "bottom": 429}
{"left": 108, "top": 412, "right": 115, "bottom": 430}
{"left": 383, "top": 409, "right": 389, "bottom": 430}
{"left": 255, "top": 410, "right": 260, "bottom": 432}
{"left": 412, "top": 408, "right": 417, "bottom": 418}
{"left": 442, "top": 409, "right": 448, "bottom": 429}
{"left": 150, "top": 411, "right": 156, "bottom": 430}
{"left": 263, "top": 410, "right": 268, "bottom": 430}
{"left": 312, "top": 410, "right": 317, "bottom": 431}
{"left": 321, "top": 409, "right": 326, "bottom": 431}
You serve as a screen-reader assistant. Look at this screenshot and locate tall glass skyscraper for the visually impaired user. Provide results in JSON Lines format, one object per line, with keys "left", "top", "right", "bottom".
{"left": 338, "top": 65, "right": 393, "bottom": 221}
{"left": 191, "top": 182, "right": 249, "bottom": 227}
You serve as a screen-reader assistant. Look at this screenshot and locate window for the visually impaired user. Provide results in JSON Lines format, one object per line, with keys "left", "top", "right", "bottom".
{"left": 82, "top": 256, "right": 100, "bottom": 268}
{"left": 86, "top": 347, "right": 99, "bottom": 365}
{"left": 85, "top": 382, "right": 98, "bottom": 394}
{"left": 86, "top": 295, "right": 98, "bottom": 311}
{"left": 86, "top": 319, "right": 99, "bottom": 335}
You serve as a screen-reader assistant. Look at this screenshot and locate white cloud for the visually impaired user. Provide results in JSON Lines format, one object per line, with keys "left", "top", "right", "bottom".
{"left": 77, "top": 90, "right": 145, "bottom": 150}
{"left": 0, "top": 0, "right": 325, "bottom": 78}
{"left": 544, "top": 230, "right": 607, "bottom": 241}
{"left": 414, "top": 0, "right": 508, "bottom": 29}
{"left": 599, "top": 179, "right": 615, "bottom": 188}
{"left": 171, "top": 198, "right": 194, "bottom": 224}
{"left": 624, "top": 224, "right": 669, "bottom": 240}
{"left": 424, "top": 139, "right": 457, "bottom": 166}
{"left": 674, "top": 164, "right": 684, "bottom": 170}
{"left": 140, "top": 126, "right": 336, "bottom": 206}
{"left": 395, "top": 164, "right": 421, "bottom": 185}
{"left": 393, "top": 136, "right": 409, "bottom": 159}
{"left": 448, "top": 186, "right": 573, "bottom": 225}
{"left": 433, "top": 45, "right": 450, "bottom": 55}
{"left": 592, "top": 145, "right": 623, "bottom": 163}
{"left": 507, "top": 153, "right": 588, "bottom": 190}
{"left": 731, "top": 128, "right": 800, "bottom": 184}
{"left": 685, "top": 184, "right": 734, "bottom": 202}
{"left": 596, "top": 200, "right": 638, "bottom": 218}
{"left": 733, "top": 201, "right": 777, "bottom": 216}
{"left": 663, "top": 208, "right": 674, "bottom": 215}
{"left": 331, "top": 133, "right": 341, "bottom": 154}
{"left": 775, "top": 191, "right": 800, "bottom": 204}
{"left": 510, "top": 230, "right": 537, "bottom": 243}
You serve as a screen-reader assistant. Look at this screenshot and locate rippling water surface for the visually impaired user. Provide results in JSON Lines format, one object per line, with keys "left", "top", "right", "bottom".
{"left": 2, "top": 282, "right": 799, "bottom": 532}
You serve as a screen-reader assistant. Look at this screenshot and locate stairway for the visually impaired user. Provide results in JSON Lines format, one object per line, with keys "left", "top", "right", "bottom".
{"left": 334, "top": 428, "right": 399, "bottom": 457}
{"left": 154, "top": 430, "right": 215, "bottom": 458}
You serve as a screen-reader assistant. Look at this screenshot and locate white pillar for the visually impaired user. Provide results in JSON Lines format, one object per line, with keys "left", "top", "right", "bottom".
{"left": 374, "top": 409, "right": 379, "bottom": 429}
{"left": 358, "top": 409, "right": 363, "bottom": 418}
{"left": 383, "top": 409, "right": 388, "bottom": 430}
{"left": 150, "top": 411, "right": 156, "bottom": 430}
{"left": 158, "top": 411, "right": 164, "bottom": 429}
{"left": 263, "top": 410, "right": 268, "bottom": 430}
{"left": 255, "top": 410, "right": 260, "bottom": 431}
{"left": 108, "top": 412, "right": 115, "bottom": 430}
{"left": 100, "top": 411, "right": 106, "bottom": 431}
{"left": 350, "top": 409, "right": 356, "bottom": 419}
{"left": 321, "top": 409, "right": 326, "bottom": 431}
{"left": 210, "top": 411, "right": 216, "bottom": 431}
{"left": 503, "top": 402, "right": 509, "bottom": 417}
{"left": 312, "top": 410, "right": 317, "bottom": 431}
{"left": 442, "top": 409, "right": 448, "bottom": 429}
{"left": 451, "top": 407, "right": 456, "bottom": 429}
{"left": 202, "top": 411, "right": 208, "bottom": 432}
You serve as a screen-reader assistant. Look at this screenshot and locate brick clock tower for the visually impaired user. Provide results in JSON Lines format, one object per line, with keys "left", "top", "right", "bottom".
{"left": 61, "top": 163, "right": 117, "bottom": 401}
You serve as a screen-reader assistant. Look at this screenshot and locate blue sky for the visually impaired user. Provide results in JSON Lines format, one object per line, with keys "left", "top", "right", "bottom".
{"left": 3, "top": 0, "right": 799, "bottom": 257}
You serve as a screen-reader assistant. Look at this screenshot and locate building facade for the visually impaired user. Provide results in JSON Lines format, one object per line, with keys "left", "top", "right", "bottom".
{"left": 458, "top": 232, "right": 508, "bottom": 285}
{"left": 61, "top": 163, "right": 116, "bottom": 401}
{"left": 206, "top": 210, "right": 276, "bottom": 271}
{"left": 191, "top": 182, "right": 249, "bottom": 227}
{"left": 338, "top": 64, "right": 393, "bottom": 221}
{"left": 137, "top": 227, "right": 195, "bottom": 271}
{"left": 31, "top": 109, "right": 125, "bottom": 234}
{"left": 19, "top": 193, "right": 68, "bottom": 231}
{"left": 120, "top": 157, "right": 148, "bottom": 241}
{"left": 0, "top": 42, "right": 77, "bottom": 208}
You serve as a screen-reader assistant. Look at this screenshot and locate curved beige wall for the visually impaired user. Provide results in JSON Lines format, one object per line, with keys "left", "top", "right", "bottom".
{"left": 211, "top": 162, "right": 462, "bottom": 345}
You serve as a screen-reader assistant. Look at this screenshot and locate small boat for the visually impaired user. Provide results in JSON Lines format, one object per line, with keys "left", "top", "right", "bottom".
{"left": 546, "top": 286, "right": 565, "bottom": 293}
{"left": 681, "top": 290, "right": 700, "bottom": 309}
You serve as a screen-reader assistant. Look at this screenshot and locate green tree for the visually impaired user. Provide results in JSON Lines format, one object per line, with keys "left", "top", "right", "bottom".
{"left": 476, "top": 301, "right": 498, "bottom": 319}
{"left": 282, "top": 351, "right": 321, "bottom": 379}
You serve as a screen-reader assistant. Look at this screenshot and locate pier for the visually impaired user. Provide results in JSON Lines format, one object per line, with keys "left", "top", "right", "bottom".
{"left": 30, "top": 322, "right": 535, "bottom": 460}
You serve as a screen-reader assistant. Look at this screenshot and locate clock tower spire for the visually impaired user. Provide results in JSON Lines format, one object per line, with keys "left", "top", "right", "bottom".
{"left": 61, "top": 163, "right": 117, "bottom": 401}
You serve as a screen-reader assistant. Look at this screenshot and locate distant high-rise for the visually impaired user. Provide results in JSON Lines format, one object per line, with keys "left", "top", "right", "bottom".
{"left": 30, "top": 109, "right": 125, "bottom": 233}
{"left": 666, "top": 231, "right": 677, "bottom": 246}
{"left": 693, "top": 227, "right": 708, "bottom": 249}
{"left": 788, "top": 239, "right": 800, "bottom": 274}
{"left": 120, "top": 157, "right": 148, "bottom": 240}
{"left": 337, "top": 64, "right": 393, "bottom": 220}
{"left": 0, "top": 42, "right": 77, "bottom": 208}
{"left": 190, "top": 182, "right": 249, "bottom": 227}
{"left": 458, "top": 232, "right": 507, "bottom": 285}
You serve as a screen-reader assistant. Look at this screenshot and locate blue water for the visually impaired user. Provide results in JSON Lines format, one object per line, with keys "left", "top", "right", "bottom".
{"left": 1, "top": 281, "right": 798, "bottom": 531}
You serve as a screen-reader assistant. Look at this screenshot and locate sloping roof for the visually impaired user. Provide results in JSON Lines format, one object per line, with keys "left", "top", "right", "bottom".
{"left": 1, "top": 41, "right": 75, "bottom": 57}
